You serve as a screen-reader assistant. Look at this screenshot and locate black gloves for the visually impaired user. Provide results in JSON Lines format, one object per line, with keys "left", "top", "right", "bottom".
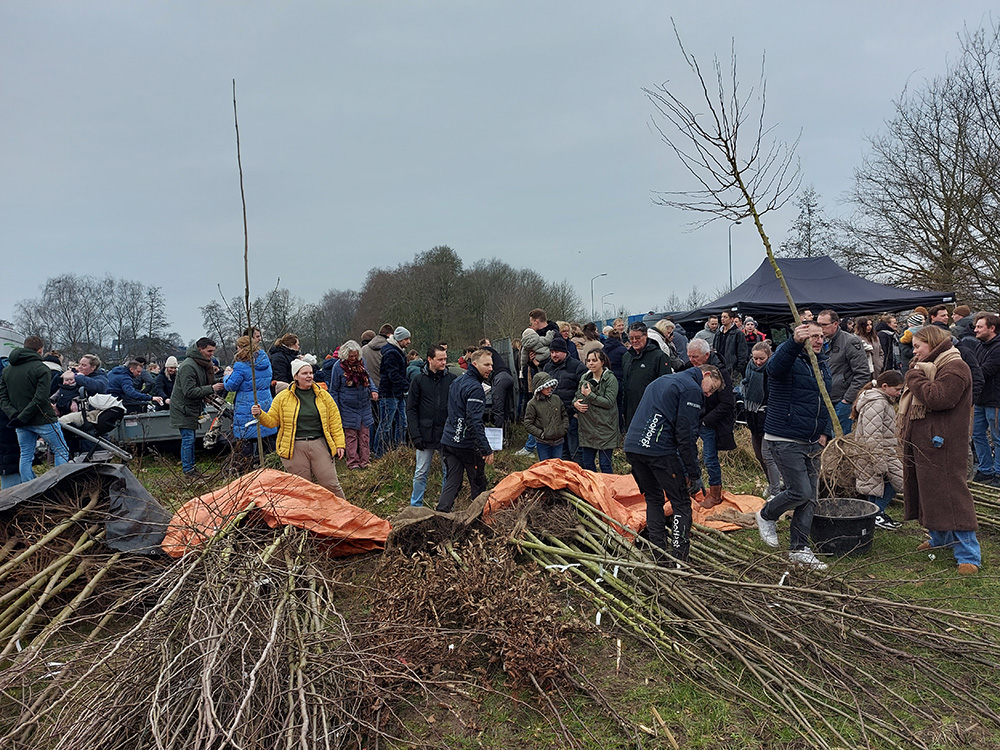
{"left": 687, "top": 477, "right": 705, "bottom": 496}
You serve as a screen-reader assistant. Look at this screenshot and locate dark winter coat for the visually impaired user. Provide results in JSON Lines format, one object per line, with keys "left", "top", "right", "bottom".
{"left": 824, "top": 328, "right": 870, "bottom": 405}
{"left": 543, "top": 355, "right": 587, "bottom": 415}
{"left": 931, "top": 321, "right": 984, "bottom": 404}
{"left": 575, "top": 369, "right": 619, "bottom": 450}
{"left": 698, "top": 352, "right": 737, "bottom": 451}
{"left": 224, "top": 351, "right": 277, "bottom": 440}
{"left": 602, "top": 337, "right": 627, "bottom": 383}
{"left": 0, "top": 358, "right": 20, "bottom": 476}
{"left": 406, "top": 358, "right": 424, "bottom": 384}
{"left": 169, "top": 345, "right": 217, "bottom": 430}
{"left": 405, "top": 363, "right": 456, "bottom": 448}
{"left": 763, "top": 337, "right": 833, "bottom": 443}
{"left": 329, "top": 359, "right": 377, "bottom": 431}
{"left": 622, "top": 340, "right": 672, "bottom": 429}
{"left": 480, "top": 346, "right": 511, "bottom": 376}
{"left": 268, "top": 345, "right": 299, "bottom": 385}
{"left": 899, "top": 340, "right": 976, "bottom": 531}
{"left": 524, "top": 373, "right": 568, "bottom": 445}
{"left": 442, "top": 366, "right": 492, "bottom": 455}
{"left": 108, "top": 365, "right": 153, "bottom": 404}
{"left": 875, "top": 322, "right": 899, "bottom": 373}
{"left": 623, "top": 368, "right": 703, "bottom": 482}
{"left": 378, "top": 341, "right": 409, "bottom": 399}
{"left": 975, "top": 333, "right": 1000, "bottom": 408}
{"left": 154, "top": 371, "right": 175, "bottom": 401}
{"left": 0, "top": 348, "right": 59, "bottom": 426}
{"left": 714, "top": 324, "right": 748, "bottom": 378}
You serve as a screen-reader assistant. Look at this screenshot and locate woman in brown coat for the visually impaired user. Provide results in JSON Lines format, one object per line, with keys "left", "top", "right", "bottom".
{"left": 898, "top": 325, "right": 980, "bottom": 574}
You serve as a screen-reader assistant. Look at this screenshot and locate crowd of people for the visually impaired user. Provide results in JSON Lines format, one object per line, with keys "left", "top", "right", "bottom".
{"left": 1, "top": 300, "right": 997, "bottom": 576}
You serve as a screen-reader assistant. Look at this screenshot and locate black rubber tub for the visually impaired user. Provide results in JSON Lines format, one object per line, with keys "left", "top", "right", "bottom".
{"left": 811, "top": 497, "right": 879, "bottom": 556}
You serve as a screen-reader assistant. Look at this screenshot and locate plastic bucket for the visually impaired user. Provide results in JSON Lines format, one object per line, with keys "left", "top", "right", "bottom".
{"left": 810, "top": 498, "right": 878, "bottom": 556}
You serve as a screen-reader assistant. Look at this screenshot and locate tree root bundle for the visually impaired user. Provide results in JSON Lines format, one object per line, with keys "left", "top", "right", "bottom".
{"left": 511, "top": 489, "right": 1000, "bottom": 750}
{"left": 0, "top": 480, "right": 165, "bottom": 659}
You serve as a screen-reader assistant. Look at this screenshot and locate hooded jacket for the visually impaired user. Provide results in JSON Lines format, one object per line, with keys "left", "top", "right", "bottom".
{"left": 575, "top": 368, "right": 619, "bottom": 450}
{"left": 361, "top": 334, "right": 388, "bottom": 387}
{"left": 623, "top": 368, "right": 703, "bottom": 482}
{"left": 405, "top": 362, "right": 456, "bottom": 448}
{"left": 520, "top": 321, "right": 559, "bottom": 369}
{"left": 108, "top": 365, "right": 153, "bottom": 404}
{"left": 524, "top": 372, "right": 568, "bottom": 445}
{"left": 0, "top": 348, "right": 58, "bottom": 426}
{"left": 224, "top": 350, "right": 278, "bottom": 439}
{"left": 763, "top": 336, "right": 833, "bottom": 443}
{"left": 442, "top": 365, "right": 492, "bottom": 455}
{"left": 852, "top": 387, "right": 903, "bottom": 497}
{"left": 169, "top": 345, "right": 218, "bottom": 430}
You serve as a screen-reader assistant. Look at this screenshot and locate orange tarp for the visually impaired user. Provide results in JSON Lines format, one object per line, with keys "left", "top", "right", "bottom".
{"left": 161, "top": 468, "right": 391, "bottom": 558}
{"left": 485, "top": 458, "right": 764, "bottom": 533}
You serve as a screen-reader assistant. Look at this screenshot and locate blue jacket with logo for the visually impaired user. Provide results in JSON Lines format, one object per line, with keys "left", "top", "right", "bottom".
{"left": 441, "top": 366, "right": 492, "bottom": 455}
{"left": 763, "top": 336, "right": 833, "bottom": 442}
{"left": 623, "top": 369, "right": 703, "bottom": 479}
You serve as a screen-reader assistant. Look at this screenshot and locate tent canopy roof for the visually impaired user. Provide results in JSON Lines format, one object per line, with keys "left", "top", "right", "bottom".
{"left": 666, "top": 256, "right": 954, "bottom": 326}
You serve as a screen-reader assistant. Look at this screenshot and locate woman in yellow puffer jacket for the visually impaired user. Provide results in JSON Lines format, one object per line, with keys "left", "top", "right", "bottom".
{"left": 252, "top": 359, "right": 347, "bottom": 498}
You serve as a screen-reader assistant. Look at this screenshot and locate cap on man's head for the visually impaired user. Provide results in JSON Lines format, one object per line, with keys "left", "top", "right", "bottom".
{"left": 393, "top": 326, "right": 411, "bottom": 341}
{"left": 549, "top": 336, "right": 568, "bottom": 353}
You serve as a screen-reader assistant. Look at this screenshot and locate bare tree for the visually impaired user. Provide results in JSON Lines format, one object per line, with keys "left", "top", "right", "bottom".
{"left": 644, "top": 26, "right": 841, "bottom": 434}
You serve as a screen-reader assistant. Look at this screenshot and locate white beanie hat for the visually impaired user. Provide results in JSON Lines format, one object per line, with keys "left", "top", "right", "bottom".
{"left": 290, "top": 358, "right": 312, "bottom": 378}
{"left": 164, "top": 356, "right": 179, "bottom": 368}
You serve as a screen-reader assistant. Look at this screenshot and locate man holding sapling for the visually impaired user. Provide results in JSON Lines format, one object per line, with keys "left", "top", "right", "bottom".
{"left": 755, "top": 321, "right": 834, "bottom": 570}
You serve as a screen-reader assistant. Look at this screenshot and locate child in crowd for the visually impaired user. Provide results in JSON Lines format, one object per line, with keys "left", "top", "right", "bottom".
{"left": 743, "top": 341, "right": 781, "bottom": 498}
{"left": 523, "top": 373, "right": 568, "bottom": 461}
{"left": 851, "top": 370, "right": 905, "bottom": 529}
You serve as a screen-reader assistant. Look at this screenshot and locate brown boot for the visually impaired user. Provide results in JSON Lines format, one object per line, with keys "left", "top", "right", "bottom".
{"left": 700, "top": 485, "right": 724, "bottom": 510}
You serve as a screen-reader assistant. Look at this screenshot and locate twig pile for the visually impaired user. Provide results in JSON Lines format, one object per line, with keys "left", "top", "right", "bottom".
{"left": 0, "top": 480, "right": 164, "bottom": 659}
{"left": 511, "top": 489, "right": 1000, "bottom": 749}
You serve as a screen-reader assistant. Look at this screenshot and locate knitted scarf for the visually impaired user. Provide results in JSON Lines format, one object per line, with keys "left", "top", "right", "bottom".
{"left": 341, "top": 356, "right": 369, "bottom": 388}
{"left": 898, "top": 342, "right": 962, "bottom": 422}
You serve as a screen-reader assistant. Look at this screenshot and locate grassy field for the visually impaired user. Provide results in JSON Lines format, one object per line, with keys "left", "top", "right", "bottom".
{"left": 122, "top": 422, "right": 1000, "bottom": 749}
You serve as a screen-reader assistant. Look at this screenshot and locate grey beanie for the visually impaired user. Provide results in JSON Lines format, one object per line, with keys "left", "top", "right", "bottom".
{"left": 393, "top": 326, "right": 411, "bottom": 340}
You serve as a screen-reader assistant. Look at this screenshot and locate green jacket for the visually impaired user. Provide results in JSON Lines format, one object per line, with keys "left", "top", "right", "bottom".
{"left": 575, "top": 370, "right": 619, "bottom": 450}
{"left": 0, "top": 348, "right": 57, "bottom": 425}
{"left": 524, "top": 373, "right": 568, "bottom": 445}
{"left": 169, "top": 345, "right": 217, "bottom": 430}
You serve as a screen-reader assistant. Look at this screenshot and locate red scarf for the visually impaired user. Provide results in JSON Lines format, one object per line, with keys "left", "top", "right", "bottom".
{"left": 341, "top": 357, "right": 369, "bottom": 388}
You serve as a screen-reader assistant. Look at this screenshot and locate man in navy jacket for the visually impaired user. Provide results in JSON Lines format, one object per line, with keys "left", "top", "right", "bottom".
{"left": 625, "top": 366, "right": 722, "bottom": 562}
{"left": 755, "top": 322, "right": 834, "bottom": 570}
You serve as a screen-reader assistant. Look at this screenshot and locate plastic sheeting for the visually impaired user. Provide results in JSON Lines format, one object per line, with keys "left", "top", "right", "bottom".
{"left": 485, "top": 458, "right": 764, "bottom": 533}
{"left": 0, "top": 462, "right": 172, "bottom": 554}
{"left": 162, "top": 468, "right": 392, "bottom": 558}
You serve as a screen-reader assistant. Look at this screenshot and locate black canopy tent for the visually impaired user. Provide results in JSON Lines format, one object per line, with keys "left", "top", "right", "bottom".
{"left": 666, "top": 256, "right": 954, "bottom": 329}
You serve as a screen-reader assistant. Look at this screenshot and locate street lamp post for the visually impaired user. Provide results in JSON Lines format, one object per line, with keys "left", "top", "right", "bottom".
{"left": 601, "top": 292, "right": 614, "bottom": 321}
{"left": 728, "top": 221, "right": 742, "bottom": 290}
{"left": 590, "top": 273, "right": 607, "bottom": 321}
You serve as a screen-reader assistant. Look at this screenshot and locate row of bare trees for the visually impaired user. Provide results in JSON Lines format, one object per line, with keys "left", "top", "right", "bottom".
{"left": 200, "top": 245, "right": 584, "bottom": 361}
{"left": 13, "top": 274, "right": 181, "bottom": 363}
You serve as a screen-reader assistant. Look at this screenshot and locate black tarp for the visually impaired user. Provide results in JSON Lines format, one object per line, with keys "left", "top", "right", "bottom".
{"left": 668, "top": 256, "right": 954, "bottom": 327}
{"left": 0, "top": 463, "right": 172, "bottom": 554}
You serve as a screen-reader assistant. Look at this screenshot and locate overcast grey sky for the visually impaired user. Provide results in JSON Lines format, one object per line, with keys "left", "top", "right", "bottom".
{"left": 1, "top": 2, "right": 993, "bottom": 338}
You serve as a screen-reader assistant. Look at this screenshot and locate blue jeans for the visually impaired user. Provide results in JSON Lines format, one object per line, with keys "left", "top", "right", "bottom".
{"left": 973, "top": 406, "right": 1000, "bottom": 476}
{"left": 581, "top": 447, "right": 613, "bottom": 473}
{"left": 928, "top": 529, "right": 981, "bottom": 566}
{"left": 699, "top": 426, "right": 721, "bottom": 486}
{"left": 410, "top": 447, "right": 447, "bottom": 507}
{"left": 835, "top": 400, "right": 853, "bottom": 435}
{"left": 761, "top": 439, "right": 821, "bottom": 551}
{"left": 869, "top": 482, "right": 895, "bottom": 513}
{"left": 0, "top": 473, "right": 21, "bottom": 489}
{"left": 16, "top": 423, "right": 70, "bottom": 483}
{"left": 180, "top": 428, "right": 197, "bottom": 473}
{"left": 523, "top": 434, "right": 537, "bottom": 451}
{"left": 536, "top": 441, "right": 563, "bottom": 461}
{"left": 374, "top": 396, "right": 406, "bottom": 457}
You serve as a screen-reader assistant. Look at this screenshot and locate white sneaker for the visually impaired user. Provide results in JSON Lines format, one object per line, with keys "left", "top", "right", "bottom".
{"left": 788, "top": 547, "right": 828, "bottom": 571}
{"left": 755, "top": 510, "right": 779, "bottom": 548}
{"left": 514, "top": 447, "right": 532, "bottom": 457}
